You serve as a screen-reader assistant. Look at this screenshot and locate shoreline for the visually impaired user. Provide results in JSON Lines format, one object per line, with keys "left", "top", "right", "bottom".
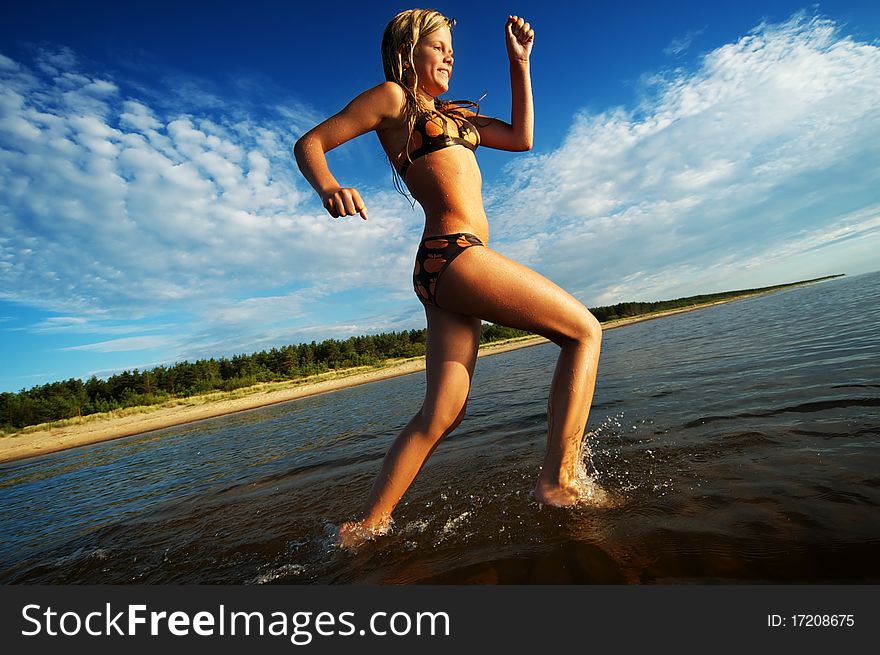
{"left": 0, "top": 289, "right": 780, "bottom": 464}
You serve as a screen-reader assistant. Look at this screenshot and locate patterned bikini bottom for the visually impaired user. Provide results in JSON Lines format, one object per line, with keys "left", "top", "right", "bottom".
{"left": 412, "top": 232, "right": 484, "bottom": 307}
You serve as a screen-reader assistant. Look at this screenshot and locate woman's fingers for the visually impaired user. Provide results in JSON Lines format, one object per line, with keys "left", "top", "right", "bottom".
{"left": 323, "top": 194, "right": 339, "bottom": 218}
{"left": 348, "top": 188, "right": 368, "bottom": 220}
{"left": 507, "top": 15, "right": 534, "bottom": 46}
{"left": 341, "top": 191, "right": 358, "bottom": 216}
{"left": 322, "top": 188, "right": 368, "bottom": 220}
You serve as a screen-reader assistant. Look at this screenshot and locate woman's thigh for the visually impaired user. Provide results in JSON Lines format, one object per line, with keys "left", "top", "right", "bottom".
{"left": 421, "top": 305, "right": 481, "bottom": 421}
{"left": 435, "top": 246, "right": 597, "bottom": 343}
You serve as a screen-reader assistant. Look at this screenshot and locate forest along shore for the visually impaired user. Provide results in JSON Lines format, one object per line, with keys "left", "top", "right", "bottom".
{"left": 0, "top": 276, "right": 840, "bottom": 464}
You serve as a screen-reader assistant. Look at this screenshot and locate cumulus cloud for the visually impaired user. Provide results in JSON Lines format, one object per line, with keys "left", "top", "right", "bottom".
{"left": 3, "top": 11, "right": 880, "bottom": 387}
{"left": 488, "top": 14, "right": 880, "bottom": 303}
{"left": 0, "top": 47, "right": 420, "bottom": 358}
{"left": 0, "top": 48, "right": 428, "bottom": 380}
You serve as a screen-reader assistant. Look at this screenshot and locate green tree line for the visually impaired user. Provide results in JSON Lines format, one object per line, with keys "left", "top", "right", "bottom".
{"left": 588, "top": 275, "right": 842, "bottom": 322}
{"left": 0, "top": 274, "right": 841, "bottom": 432}
{"left": 0, "top": 325, "right": 529, "bottom": 432}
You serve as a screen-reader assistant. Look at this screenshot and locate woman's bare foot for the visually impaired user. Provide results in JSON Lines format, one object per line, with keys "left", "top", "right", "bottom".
{"left": 533, "top": 478, "right": 582, "bottom": 506}
{"left": 533, "top": 463, "right": 611, "bottom": 508}
{"left": 336, "top": 518, "right": 392, "bottom": 551}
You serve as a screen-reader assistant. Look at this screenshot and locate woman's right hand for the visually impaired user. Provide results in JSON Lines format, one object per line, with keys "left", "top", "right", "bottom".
{"left": 321, "top": 187, "right": 368, "bottom": 221}
{"left": 506, "top": 15, "right": 534, "bottom": 62}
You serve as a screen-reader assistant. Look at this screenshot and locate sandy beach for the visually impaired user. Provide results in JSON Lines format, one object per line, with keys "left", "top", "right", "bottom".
{"left": 0, "top": 294, "right": 770, "bottom": 464}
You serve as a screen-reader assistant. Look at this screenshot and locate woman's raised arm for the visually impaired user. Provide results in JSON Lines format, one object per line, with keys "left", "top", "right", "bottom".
{"left": 466, "top": 15, "right": 535, "bottom": 152}
{"left": 294, "top": 81, "right": 405, "bottom": 220}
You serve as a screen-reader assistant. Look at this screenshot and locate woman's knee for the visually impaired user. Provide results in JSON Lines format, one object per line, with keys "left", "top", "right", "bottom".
{"left": 562, "top": 307, "right": 602, "bottom": 348}
{"left": 419, "top": 400, "right": 467, "bottom": 439}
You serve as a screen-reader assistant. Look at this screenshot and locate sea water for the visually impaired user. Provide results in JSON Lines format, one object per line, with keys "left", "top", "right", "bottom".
{"left": 1, "top": 272, "right": 878, "bottom": 583}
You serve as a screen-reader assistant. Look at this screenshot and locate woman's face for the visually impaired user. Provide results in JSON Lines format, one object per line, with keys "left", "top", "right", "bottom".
{"left": 411, "top": 26, "right": 453, "bottom": 99}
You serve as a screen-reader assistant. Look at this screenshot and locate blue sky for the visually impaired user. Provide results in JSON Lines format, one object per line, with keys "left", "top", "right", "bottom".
{"left": 1, "top": 0, "right": 879, "bottom": 392}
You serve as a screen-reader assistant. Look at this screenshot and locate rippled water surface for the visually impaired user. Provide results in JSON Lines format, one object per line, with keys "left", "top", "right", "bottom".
{"left": 2, "top": 273, "right": 879, "bottom": 583}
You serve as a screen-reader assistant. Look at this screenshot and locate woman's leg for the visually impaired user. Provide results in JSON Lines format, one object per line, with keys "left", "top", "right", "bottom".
{"left": 435, "top": 245, "right": 602, "bottom": 506}
{"left": 338, "top": 306, "right": 481, "bottom": 548}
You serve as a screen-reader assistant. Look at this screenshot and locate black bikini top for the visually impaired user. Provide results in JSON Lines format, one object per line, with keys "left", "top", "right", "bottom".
{"left": 399, "top": 109, "right": 480, "bottom": 179}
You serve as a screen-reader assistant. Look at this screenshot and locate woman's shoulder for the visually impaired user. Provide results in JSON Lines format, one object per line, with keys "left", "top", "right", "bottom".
{"left": 362, "top": 81, "right": 407, "bottom": 111}
{"left": 345, "top": 81, "right": 406, "bottom": 130}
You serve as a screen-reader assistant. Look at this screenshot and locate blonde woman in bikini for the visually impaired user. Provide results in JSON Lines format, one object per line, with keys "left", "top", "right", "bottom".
{"left": 295, "top": 9, "right": 602, "bottom": 548}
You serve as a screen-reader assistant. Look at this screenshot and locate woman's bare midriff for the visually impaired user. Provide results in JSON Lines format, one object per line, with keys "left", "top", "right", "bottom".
{"left": 386, "top": 138, "right": 490, "bottom": 243}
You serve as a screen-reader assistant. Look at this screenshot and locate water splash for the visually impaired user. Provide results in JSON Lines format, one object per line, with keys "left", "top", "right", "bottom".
{"left": 574, "top": 420, "right": 620, "bottom": 508}
{"left": 332, "top": 517, "right": 394, "bottom": 551}
{"left": 572, "top": 441, "right": 613, "bottom": 507}
{"left": 583, "top": 411, "right": 677, "bottom": 499}
{"left": 434, "top": 511, "right": 473, "bottom": 546}
{"left": 250, "top": 563, "right": 305, "bottom": 584}
{"left": 402, "top": 518, "right": 432, "bottom": 535}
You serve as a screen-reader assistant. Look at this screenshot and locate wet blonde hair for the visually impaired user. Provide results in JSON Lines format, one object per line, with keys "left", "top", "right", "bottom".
{"left": 381, "top": 9, "right": 480, "bottom": 196}
{"left": 381, "top": 9, "right": 453, "bottom": 129}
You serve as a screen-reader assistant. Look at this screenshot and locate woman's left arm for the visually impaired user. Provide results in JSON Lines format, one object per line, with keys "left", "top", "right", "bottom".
{"left": 472, "top": 15, "right": 535, "bottom": 151}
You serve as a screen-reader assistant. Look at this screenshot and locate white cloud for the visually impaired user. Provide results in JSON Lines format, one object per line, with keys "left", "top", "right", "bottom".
{"left": 61, "top": 335, "right": 174, "bottom": 353}
{"left": 0, "top": 47, "right": 420, "bottom": 324}
{"left": 0, "top": 45, "right": 428, "bottom": 372}
{"left": 29, "top": 315, "right": 175, "bottom": 336}
{"left": 0, "top": 54, "right": 18, "bottom": 71}
{"left": 3, "top": 11, "right": 879, "bottom": 384}
{"left": 664, "top": 27, "right": 704, "bottom": 57}
{"left": 487, "top": 14, "right": 880, "bottom": 303}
